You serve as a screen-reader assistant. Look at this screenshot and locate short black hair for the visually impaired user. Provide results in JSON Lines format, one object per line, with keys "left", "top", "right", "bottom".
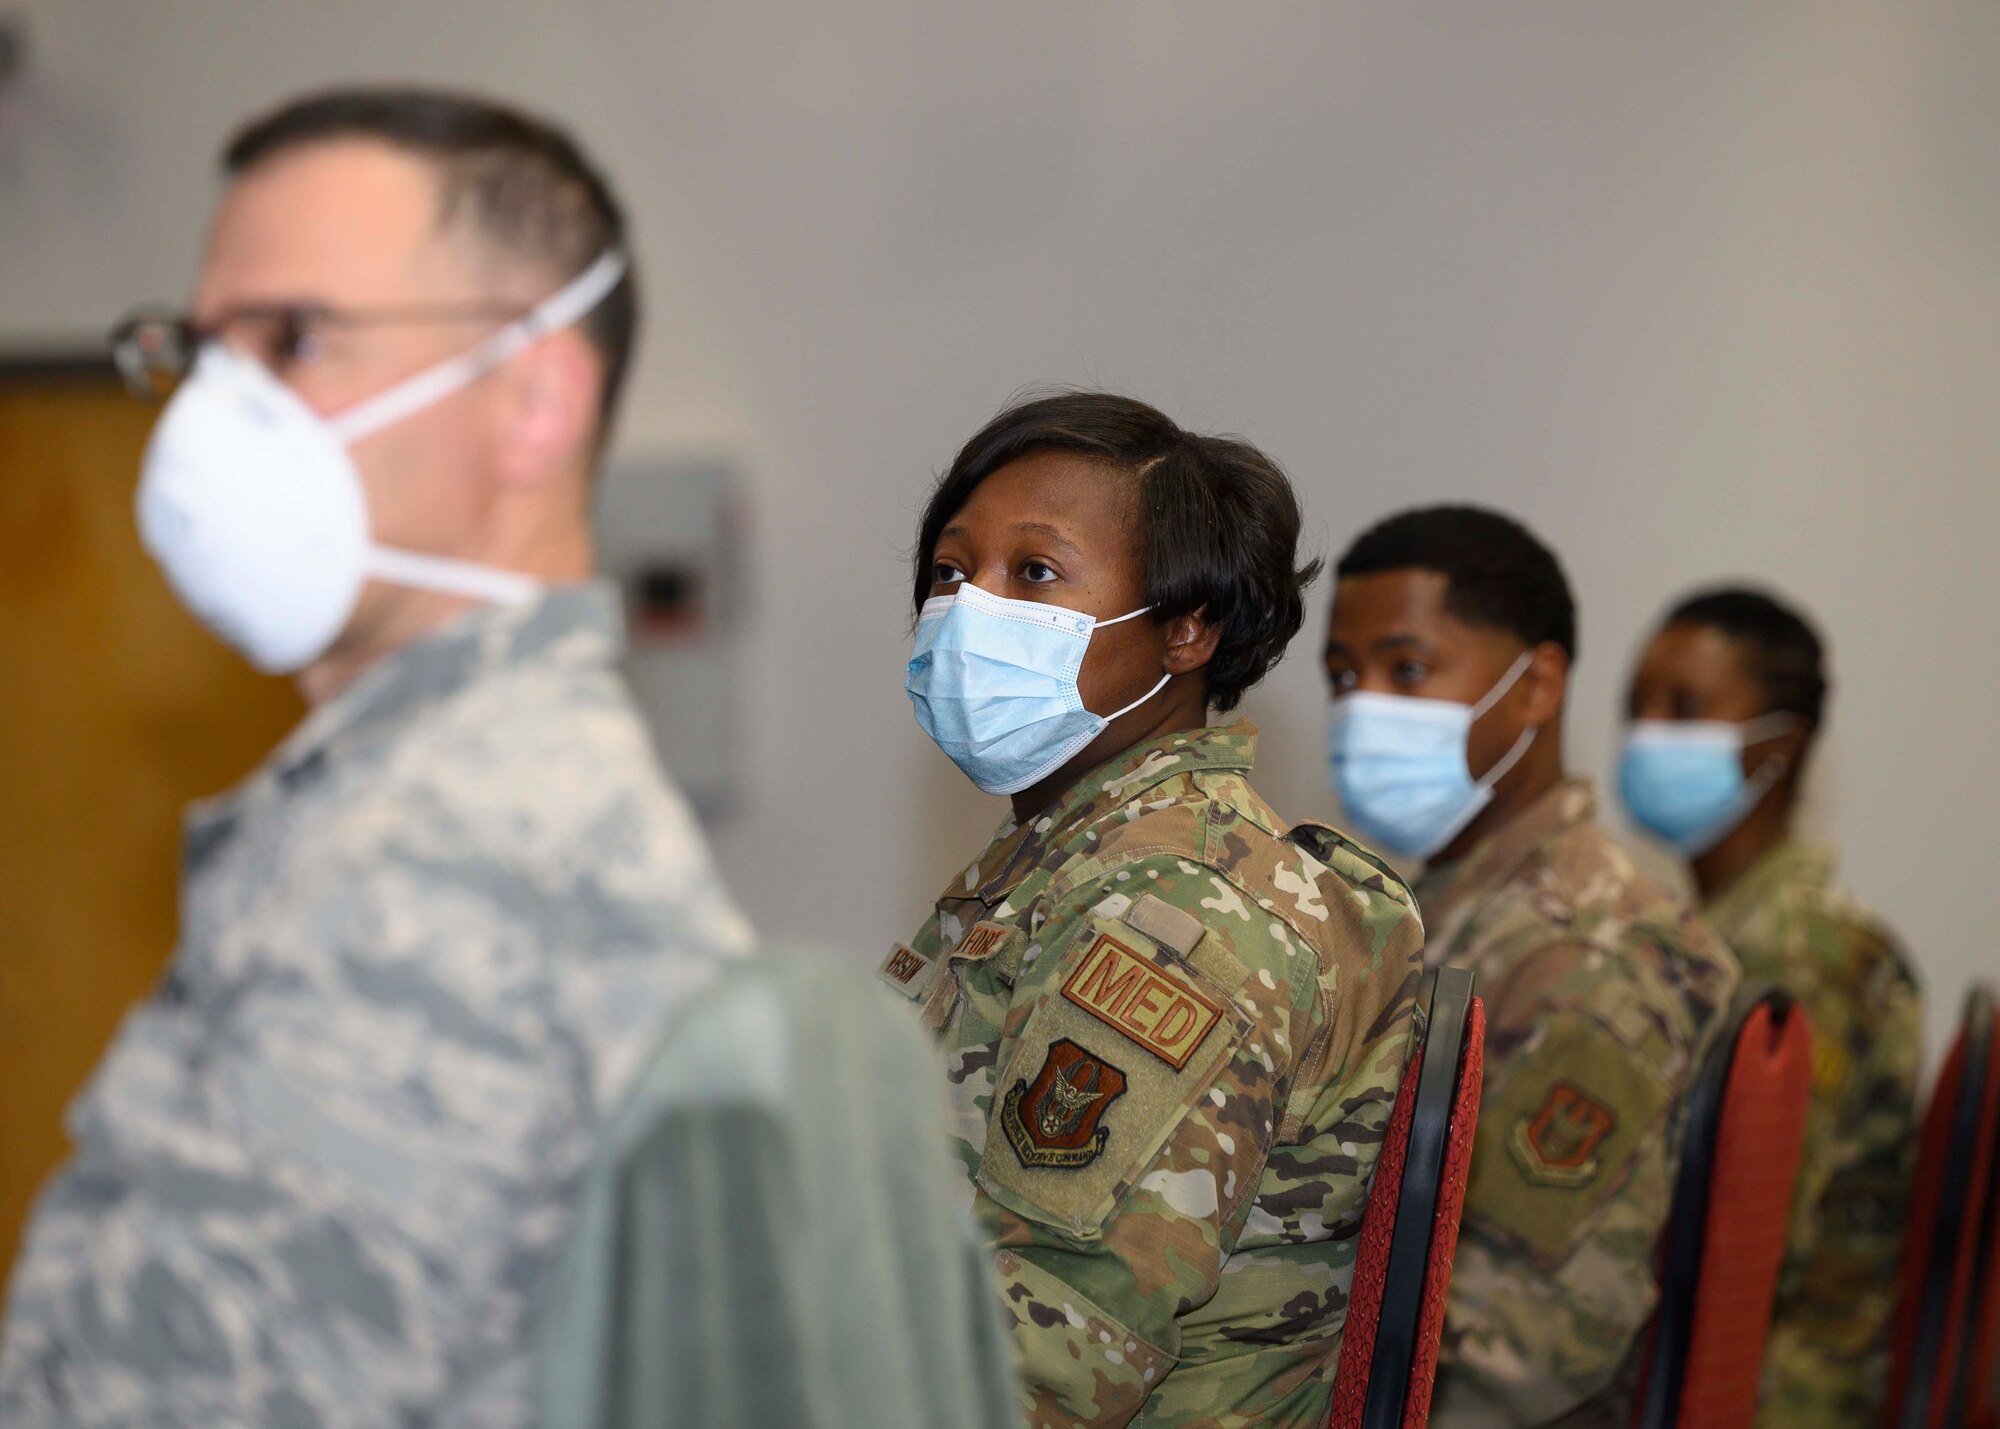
{"left": 912, "top": 391, "right": 1320, "bottom": 712}
{"left": 1664, "top": 585, "right": 1828, "bottom": 729}
{"left": 225, "top": 87, "right": 636, "bottom": 437}
{"left": 1335, "top": 504, "right": 1577, "bottom": 660}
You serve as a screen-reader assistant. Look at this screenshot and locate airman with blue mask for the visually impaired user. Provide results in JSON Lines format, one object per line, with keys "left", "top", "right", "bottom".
{"left": 1622, "top": 586, "right": 1920, "bottom": 1429}
{"left": 1322, "top": 505, "right": 1740, "bottom": 1427}
{"left": 896, "top": 392, "right": 1425, "bottom": 1428}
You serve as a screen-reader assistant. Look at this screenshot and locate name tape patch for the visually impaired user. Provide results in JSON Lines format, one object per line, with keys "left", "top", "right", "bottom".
{"left": 1061, "top": 932, "right": 1223, "bottom": 1069}
{"left": 877, "top": 943, "right": 936, "bottom": 1001}
{"left": 953, "top": 922, "right": 1010, "bottom": 965}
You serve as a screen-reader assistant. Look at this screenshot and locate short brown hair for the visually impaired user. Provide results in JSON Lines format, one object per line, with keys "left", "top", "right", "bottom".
{"left": 226, "top": 86, "right": 637, "bottom": 437}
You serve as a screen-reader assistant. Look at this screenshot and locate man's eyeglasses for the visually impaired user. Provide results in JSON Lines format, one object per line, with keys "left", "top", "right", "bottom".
{"left": 110, "top": 298, "right": 529, "bottom": 399}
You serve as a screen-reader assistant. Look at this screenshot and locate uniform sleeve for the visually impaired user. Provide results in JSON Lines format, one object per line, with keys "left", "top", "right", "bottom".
{"left": 0, "top": 853, "right": 617, "bottom": 1429}
{"left": 538, "top": 950, "right": 1018, "bottom": 1429}
{"left": 969, "top": 854, "right": 1413, "bottom": 1428}
{"left": 1760, "top": 916, "right": 1922, "bottom": 1423}
{"left": 1430, "top": 943, "right": 1691, "bottom": 1427}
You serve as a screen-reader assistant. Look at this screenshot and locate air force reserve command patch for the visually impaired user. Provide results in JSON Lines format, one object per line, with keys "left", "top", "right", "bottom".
{"left": 1000, "top": 1039, "right": 1128, "bottom": 1168}
{"left": 1510, "top": 1082, "right": 1616, "bottom": 1187}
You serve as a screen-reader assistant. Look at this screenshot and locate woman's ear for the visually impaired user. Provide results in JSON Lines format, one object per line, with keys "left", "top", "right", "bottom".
{"left": 1758, "top": 722, "right": 1810, "bottom": 783}
{"left": 1163, "top": 608, "right": 1222, "bottom": 675}
{"left": 1520, "top": 641, "right": 1570, "bottom": 726}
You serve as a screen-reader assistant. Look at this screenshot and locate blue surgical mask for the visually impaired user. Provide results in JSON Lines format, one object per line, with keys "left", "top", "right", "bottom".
{"left": 1326, "top": 652, "right": 1535, "bottom": 860}
{"left": 906, "top": 583, "right": 1171, "bottom": 796}
{"left": 1617, "top": 716, "right": 1794, "bottom": 855}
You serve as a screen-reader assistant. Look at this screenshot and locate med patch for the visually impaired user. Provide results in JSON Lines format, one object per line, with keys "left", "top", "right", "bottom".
{"left": 1060, "top": 931, "right": 1224, "bottom": 1069}
{"left": 1000, "top": 1039, "right": 1128, "bottom": 1168}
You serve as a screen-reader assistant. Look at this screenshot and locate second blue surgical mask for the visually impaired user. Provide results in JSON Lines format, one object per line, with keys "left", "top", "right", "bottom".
{"left": 906, "top": 583, "right": 1170, "bottom": 796}
{"left": 1326, "top": 652, "right": 1535, "bottom": 860}
{"left": 1617, "top": 716, "right": 1795, "bottom": 855}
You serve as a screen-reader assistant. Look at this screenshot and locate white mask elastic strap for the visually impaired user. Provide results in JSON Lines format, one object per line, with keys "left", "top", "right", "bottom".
{"left": 1477, "top": 724, "right": 1536, "bottom": 794}
{"left": 366, "top": 547, "right": 542, "bottom": 606}
{"left": 1737, "top": 712, "right": 1801, "bottom": 744}
{"left": 328, "top": 250, "right": 629, "bottom": 445}
{"left": 1469, "top": 650, "right": 1535, "bottom": 720}
{"left": 1093, "top": 604, "right": 1153, "bottom": 630}
{"left": 1106, "top": 670, "right": 1174, "bottom": 723}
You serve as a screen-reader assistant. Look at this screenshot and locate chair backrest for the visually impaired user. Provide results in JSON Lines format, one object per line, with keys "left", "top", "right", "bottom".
{"left": 1637, "top": 985, "right": 1813, "bottom": 1429}
{"left": 1888, "top": 983, "right": 2000, "bottom": 1429}
{"left": 1329, "top": 966, "right": 1485, "bottom": 1429}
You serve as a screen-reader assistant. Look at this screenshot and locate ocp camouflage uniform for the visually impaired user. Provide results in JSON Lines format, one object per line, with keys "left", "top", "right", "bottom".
{"left": 0, "top": 583, "right": 754, "bottom": 1428}
{"left": 1703, "top": 839, "right": 1921, "bottom": 1429}
{"left": 884, "top": 721, "right": 1424, "bottom": 1428}
{"left": 1412, "top": 779, "right": 1740, "bottom": 1427}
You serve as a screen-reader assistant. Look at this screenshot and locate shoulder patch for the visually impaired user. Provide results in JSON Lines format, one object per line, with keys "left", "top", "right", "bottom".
{"left": 999, "top": 1039, "right": 1129, "bottom": 1168}
{"left": 1061, "top": 931, "right": 1225, "bottom": 1069}
{"left": 1509, "top": 1083, "right": 1617, "bottom": 1186}
{"left": 1466, "top": 1014, "right": 1672, "bottom": 1266}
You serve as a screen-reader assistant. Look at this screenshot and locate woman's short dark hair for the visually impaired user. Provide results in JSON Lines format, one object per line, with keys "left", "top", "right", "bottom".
{"left": 1665, "top": 585, "right": 1829, "bottom": 729}
{"left": 912, "top": 391, "right": 1320, "bottom": 712}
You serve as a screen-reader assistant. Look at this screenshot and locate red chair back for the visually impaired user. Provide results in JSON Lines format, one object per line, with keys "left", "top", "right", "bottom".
{"left": 1888, "top": 984, "right": 2000, "bottom": 1429}
{"left": 1638, "top": 986, "right": 1813, "bottom": 1429}
{"left": 1330, "top": 968, "right": 1485, "bottom": 1429}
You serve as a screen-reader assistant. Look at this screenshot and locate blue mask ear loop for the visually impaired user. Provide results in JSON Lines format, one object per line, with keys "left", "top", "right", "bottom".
{"left": 1730, "top": 712, "right": 1804, "bottom": 814}
{"left": 1466, "top": 650, "right": 1539, "bottom": 793}
{"left": 1087, "top": 604, "right": 1175, "bottom": 722}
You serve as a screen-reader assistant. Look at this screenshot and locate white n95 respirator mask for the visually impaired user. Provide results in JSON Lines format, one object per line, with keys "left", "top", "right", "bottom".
{"left": 136, "top": 250, "right": 627, "bottom": 674}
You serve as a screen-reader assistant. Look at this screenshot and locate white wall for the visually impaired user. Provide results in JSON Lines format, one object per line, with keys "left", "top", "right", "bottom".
{"left": 5, "top": 1, "right": 1995, "bottom": 1061}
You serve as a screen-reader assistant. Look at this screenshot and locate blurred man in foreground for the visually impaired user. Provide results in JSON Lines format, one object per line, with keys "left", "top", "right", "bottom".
{"left": 1322, "top": 506, "right": 1740, "bottom": 1425}
{"left": 0, "top": 88, "right": 758, "bottom": 1425}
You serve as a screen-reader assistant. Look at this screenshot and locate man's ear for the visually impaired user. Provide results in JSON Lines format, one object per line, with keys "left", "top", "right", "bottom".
{"left": 1163, "top": 607, "right": 1221, "bottom": 675}
{"left": 1520, "top": 641, "right": 1569, "bottom": 727}
{"left": 493, "top": 331, "right": 600, "bottom": 490}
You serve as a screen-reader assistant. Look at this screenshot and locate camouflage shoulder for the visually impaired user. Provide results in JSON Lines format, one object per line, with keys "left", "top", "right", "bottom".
{"left": 1287, "top": 818, "right": 1418, "bottom": 915}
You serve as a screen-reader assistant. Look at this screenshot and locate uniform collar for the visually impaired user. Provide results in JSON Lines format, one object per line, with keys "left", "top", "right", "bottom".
{"left": 195, "top": 581, "right": 624, "bottom": 824}
{"left": 1414, "top": 776, "right": 1597, "bottom": 957}
{"left": 1703, "top": 837, "right": 1834, "bottom": 941}
{"left": 946, "top": 720, "right": 1258, "bottom": 906}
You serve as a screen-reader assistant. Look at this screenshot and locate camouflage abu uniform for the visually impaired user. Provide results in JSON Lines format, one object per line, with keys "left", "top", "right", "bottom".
{"left": 0, "top": 584, "right": 753, "bottom": 1428}
{"left": 1412, "top": 779, "right": 1740, "bottom": 1427}
{"left": 883, "top": 721, "right": 1423, "bottom": 1427}
{"left": 1703, "top": 840, "right": 1920, "bottom": 1429}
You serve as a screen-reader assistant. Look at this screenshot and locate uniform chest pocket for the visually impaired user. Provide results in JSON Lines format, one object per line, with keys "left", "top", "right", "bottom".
{"left": 977, "top": 916, "right": 1251, "bottom": 1240}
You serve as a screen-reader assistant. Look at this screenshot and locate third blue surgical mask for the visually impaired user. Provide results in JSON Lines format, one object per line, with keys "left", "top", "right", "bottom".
{"left": 906, "top": 583, "right": 1171, "bottom": 796}
{"left": 1617, "top": 716, "right": 1795, "bottom": 855}
{"left": 1326, "top": 652, "right": 1535, "bottom": 860}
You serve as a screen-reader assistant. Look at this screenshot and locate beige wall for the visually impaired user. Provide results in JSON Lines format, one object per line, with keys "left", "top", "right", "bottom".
{"left": 5, "top": 1, "right": 1995, "bottom": 1061}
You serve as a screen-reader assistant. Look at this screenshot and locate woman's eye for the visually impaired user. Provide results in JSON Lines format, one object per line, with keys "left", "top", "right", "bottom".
{"left": 931, "top": 560, "right": 966, "bottom": 587}
{"left": 1392, "top": 659, "right": 1429, "bottom": 686}
{"left": 1670, "top": 691, "right": 1703, "bottom": 719}
{"left": 1020, "top": 560, "right": 1059, "bottom": 584}
{"left": 1329, "top": 668, "right": 1358, "bottom": 695}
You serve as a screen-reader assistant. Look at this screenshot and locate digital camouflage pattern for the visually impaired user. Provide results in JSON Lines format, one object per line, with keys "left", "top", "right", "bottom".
{"left": 890, "top": 721, "right": 1424, "bottom": 1428}
{"left": 1703, "top": 840, "right": 1920, "bottom": 1429}
{"left": 1412, "top": 779, "right": 1741, "bottom": 1427}
{"left": 0, "top": 584, "right": 754, "bottom": 1428}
